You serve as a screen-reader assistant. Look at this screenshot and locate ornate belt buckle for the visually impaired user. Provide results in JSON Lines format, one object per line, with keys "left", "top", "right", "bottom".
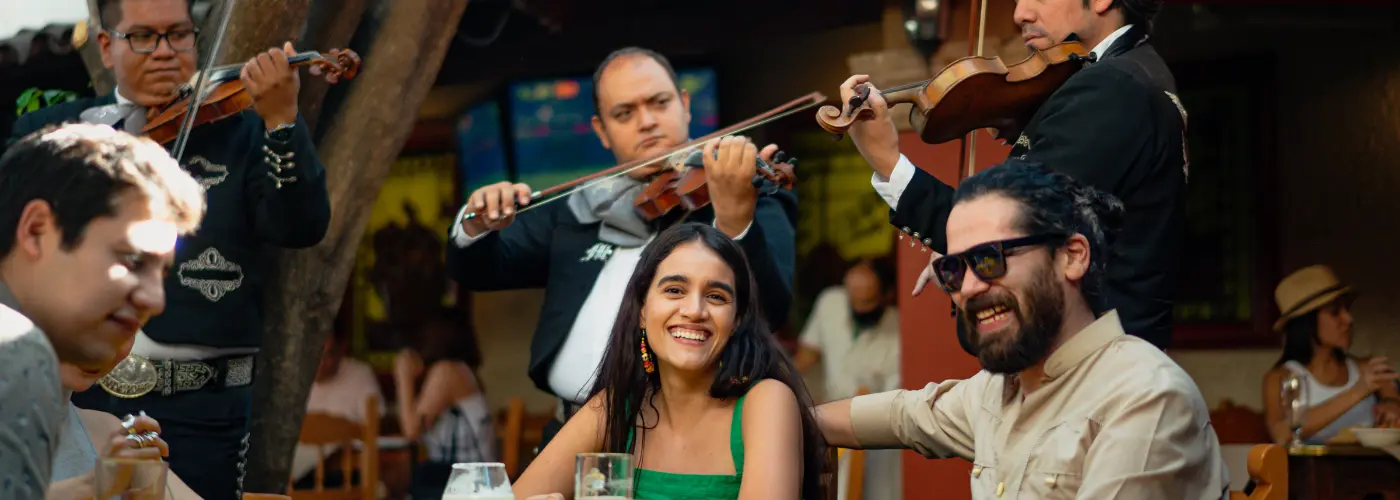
{"left": 98, "top": 354, "right": 160, "bottom": 398}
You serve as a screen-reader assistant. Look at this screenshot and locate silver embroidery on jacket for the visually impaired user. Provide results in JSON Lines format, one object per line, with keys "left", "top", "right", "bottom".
{"left": 177, "top": 248, "right": 244, "bottom": 302}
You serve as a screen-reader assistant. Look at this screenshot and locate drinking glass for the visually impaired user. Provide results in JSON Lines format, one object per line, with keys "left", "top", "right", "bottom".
{"left": 575, "top": 453, "right": 633, "bottom": 499}
{"left": 93, "top": 457, "right": 167, "bottom": 500}
{"left": 441, "top": 462, "right": 513, "bottom": 500}
{"left": 1281, "top": 372, "right": 1309, "bottom": 450}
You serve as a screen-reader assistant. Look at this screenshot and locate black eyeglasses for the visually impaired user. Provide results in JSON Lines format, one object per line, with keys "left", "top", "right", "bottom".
{"left": 930, "top": 233, "right": 1068, "bottom": 293}
{"left": 108, "top": 28, "right": 200, "bottom": 54}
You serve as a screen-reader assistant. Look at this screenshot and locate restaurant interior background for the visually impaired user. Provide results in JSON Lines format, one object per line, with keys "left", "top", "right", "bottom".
{"left": 3, "top": 0, "right": 1399, "bottom": 497}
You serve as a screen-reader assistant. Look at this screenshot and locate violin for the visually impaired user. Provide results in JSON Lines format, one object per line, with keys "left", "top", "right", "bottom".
{"left": 814, "top": 39, "right": 1090, "bottom": 146}
{"left": 141, "top": 49, "right": 361, "bottom": 145}
{"left": 633, "top": 148, "right": 796, "bottom": 221}
{"left": 462, "top": 92, "right": 826, "bottom": 224}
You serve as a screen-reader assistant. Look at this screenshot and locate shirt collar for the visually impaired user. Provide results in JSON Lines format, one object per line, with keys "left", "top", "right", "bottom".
{"left": 1042, "top": 309, "right": 1126, "bottom": 380}
{"left": 114, "top": 88, "right": 136, "bottom": 107}
{"left": 1090, "top": 24, "right": 1134, "bottom": 59}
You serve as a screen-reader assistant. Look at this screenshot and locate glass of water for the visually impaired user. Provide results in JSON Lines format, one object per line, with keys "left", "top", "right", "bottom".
{"left": 1281, "top": 372, "right": 1309, "bottom": 450}
{"left": 442, "top": 462, "right": 513, "bottom": 500}
{"left": 575, "top": 453, "right": 633, "bottom": 499}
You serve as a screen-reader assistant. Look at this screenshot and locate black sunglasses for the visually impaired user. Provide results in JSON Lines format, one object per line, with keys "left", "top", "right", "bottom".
{"left": 930, "top": 233, "right": 1068, "bottom": 293}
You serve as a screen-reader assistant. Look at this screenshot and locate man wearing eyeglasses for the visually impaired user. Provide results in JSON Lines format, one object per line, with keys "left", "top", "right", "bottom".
{"left": 9, "top": 1, "right": 331, "bottom": 499}
{"left": 814, "top": 160, "right": 1228, "bottom": 500}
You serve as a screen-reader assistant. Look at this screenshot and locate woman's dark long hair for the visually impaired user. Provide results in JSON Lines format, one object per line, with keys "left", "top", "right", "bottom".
{"left": 587, "top": 222, "right": 827, "bottom": 498}
{"left": 1273, "top": 307, "right": 1346, "bottom": 368}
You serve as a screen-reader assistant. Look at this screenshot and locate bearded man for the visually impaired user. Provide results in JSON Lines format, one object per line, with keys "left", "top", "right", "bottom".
{"left": 813, "top": 159, "right": 1229, "bottom": 499}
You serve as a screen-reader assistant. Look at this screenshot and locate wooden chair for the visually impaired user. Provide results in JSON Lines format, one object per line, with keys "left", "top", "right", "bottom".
{"left": 243, "top": 494, "right": 291, "bottom": 500}
{"left": 288, "top": 396, "right": 381, "bottom": 500}
{"left": 1211, "top": 399, "right": 1272, "bottom": 444}
{"left": 1229, "top": 444, "right": 1287, "bottom": 500}
{"left": 494, "top": 397, "right": 555, "bottom": 479}
{"left": 840, "top": 386, "right": 871, "bottom": 500}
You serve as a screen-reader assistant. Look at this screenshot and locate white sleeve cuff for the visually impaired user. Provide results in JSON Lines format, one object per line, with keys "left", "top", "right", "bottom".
{"left": 714, "top": 217, "right": 753, "bottom": 240}
{"left": 870, "top": 154, "right": 917, "bottom": 210}
{"left": 450, "top": 203, "right": 491, "bottom": 248}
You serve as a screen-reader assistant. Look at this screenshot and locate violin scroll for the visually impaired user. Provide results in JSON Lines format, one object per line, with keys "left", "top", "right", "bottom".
{"left": 304, "top": 49, "right": 362, "bottom": 83}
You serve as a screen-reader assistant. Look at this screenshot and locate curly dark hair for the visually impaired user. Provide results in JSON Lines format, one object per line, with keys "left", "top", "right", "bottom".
{"left": 952, "top": 158, "right": 1125, "bottom": 315}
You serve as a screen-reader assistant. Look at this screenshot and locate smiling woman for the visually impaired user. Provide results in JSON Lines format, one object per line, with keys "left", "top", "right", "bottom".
{"left": 509, "top": 222, "right": 827, "bottom": 500}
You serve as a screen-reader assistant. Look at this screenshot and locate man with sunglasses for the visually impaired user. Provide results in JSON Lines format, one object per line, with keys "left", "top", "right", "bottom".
{"left": 814, "top": 160, "right": 1228, "bottom": 499}
{"left": 9, "top": 1, "right": 331, "bottom": 499}
{"left": 834, "top": 0, "right": 1184, "bottom": 352}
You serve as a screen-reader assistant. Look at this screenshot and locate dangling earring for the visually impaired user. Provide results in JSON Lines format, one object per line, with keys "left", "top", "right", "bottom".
{"left": 640, "top": 329, "right": 655, "bottom": 374}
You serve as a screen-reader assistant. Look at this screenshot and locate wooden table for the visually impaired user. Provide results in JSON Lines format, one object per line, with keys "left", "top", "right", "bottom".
{"left": 1288, "top": 445, "right": 1400, "bottom": 499}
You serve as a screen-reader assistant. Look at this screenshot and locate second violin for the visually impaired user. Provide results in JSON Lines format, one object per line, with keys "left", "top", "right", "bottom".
{"left": 816, "top": 39, "right": 1091, "bottom": 146}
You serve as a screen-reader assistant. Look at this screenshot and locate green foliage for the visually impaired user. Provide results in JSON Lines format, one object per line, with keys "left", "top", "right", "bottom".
{"left": 15, "top": 88, "right": 81, "bottom": 117}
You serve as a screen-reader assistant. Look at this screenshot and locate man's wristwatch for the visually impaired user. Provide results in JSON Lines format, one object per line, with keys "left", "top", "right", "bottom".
{"left": 266, "top": 122, "right": 295, "bottom": 142}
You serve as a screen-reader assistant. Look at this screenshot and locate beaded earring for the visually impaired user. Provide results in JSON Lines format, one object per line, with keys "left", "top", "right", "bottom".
{"left": 640, "top": 329, "right": 655, "bottom": 374}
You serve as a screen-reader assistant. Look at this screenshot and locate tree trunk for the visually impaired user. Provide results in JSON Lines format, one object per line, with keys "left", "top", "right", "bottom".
{"left": 78, "top": 0, "right": 115, "bottom": 95}
{"left": 199, "top": 0, "right": 313, "bottom": 66}
{"left": 241, "top": 0, "right": 471, "bottom": 492}
{"left": 295, "top": 0, "right": 370, "bottom": 135}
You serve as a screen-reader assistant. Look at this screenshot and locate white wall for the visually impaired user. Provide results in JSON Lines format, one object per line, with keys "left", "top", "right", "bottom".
{"left": 0, "top": 0, "right": 88, "bottom": 38}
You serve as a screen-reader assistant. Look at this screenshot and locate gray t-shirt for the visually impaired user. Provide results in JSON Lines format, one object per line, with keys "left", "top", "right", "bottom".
{"left": 0, "top": 303, "right": 66, "bottom": 499}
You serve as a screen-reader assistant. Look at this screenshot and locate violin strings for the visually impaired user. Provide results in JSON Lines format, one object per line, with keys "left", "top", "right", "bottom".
{"left": 464, "top": 97, "right": 822, "bottom": 221}
{"left": 172, "top": 0, "right": 238, "bottom": 163}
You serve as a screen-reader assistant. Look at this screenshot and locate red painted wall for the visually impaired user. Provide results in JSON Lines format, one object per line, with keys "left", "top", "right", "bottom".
{"left": 895, "top": 131, "right": 1010, "bottom": 500}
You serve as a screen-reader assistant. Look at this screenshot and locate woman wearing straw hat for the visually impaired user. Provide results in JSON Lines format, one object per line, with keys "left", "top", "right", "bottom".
{"left": 1261, "top": 265, "right": 1400, "bottom": 445}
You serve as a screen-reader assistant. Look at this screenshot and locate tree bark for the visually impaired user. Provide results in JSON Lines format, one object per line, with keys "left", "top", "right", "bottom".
{"left": 78, "top": 0, "right": 115, "bottom": 95}
{"left": 241, "top": 0, "right": 471, "bottom": 492}
{"left": 295, "top": 0, "right": 369, "bottom": 135}
{"left": 199, "top": 0, "right": 313, "bottom": 66}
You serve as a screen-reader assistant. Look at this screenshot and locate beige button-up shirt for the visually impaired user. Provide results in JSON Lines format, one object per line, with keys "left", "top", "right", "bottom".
{"left": 849, "top": 311, "right": 1231, "bottom": 499}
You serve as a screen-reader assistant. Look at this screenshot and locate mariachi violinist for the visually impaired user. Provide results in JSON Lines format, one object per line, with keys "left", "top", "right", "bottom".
{"left": 9, "top": 0, "right": 331, "bottom": 498}
{"left": 836, "top": 0, "right": 1186, "bottom": 351}
{"left": 446, "top": 47, "right": 798, "bottom": 451}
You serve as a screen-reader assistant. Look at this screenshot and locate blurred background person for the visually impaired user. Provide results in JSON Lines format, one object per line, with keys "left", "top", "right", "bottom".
{"left": 794, "top": 257, "right": 900, "bottom": 500}
{"left": 394, "top": 307, "right": 497, "bottom": 500}
{"left": 1262, "top": 265, "right": 1400, "bottom": 446}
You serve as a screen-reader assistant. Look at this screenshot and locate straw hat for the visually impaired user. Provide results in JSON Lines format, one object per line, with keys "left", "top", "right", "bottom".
{"left": 1273, "top": 265, "right": 1355, "bottom": 332}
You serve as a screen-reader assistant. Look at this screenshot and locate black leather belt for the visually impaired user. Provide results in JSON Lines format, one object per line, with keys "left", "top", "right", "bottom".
{"left": 152, "top": 355, "right": 255, "bottom": 396}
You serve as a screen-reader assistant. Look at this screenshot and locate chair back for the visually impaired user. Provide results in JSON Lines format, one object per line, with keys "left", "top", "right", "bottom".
{"left": 1229, "top": 444, "right": 1287, "bottom": 500}
{"left": 288, "top": 396, "right": 381, "bottom": 500}
{"left": 841, "top": 386, "right": 871, "bottom": 500}
{"left": 494, "top": 397, "right": 555, "bottom": 479}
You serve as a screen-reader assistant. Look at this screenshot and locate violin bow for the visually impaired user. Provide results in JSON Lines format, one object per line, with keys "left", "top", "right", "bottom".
{"left": 461, "top": 91, "right": 827, "bottom": 222}
{"left": 171, "top": 0, "right": 238, "bottom": 163}
{"left": 959, "top": 0, "right": 989, "bottom": 183}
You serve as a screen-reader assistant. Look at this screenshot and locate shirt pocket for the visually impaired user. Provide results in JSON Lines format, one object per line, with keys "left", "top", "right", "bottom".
{"left": 1023, "top": 419, "right": 1091, "bottom": 498}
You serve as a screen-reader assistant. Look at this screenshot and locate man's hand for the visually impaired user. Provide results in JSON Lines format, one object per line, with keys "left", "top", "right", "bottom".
{"left": 704, "top": 135, "right": 776, "bottom": 238}
{"left": 911, "top": 248, "right": 945, "bottom": 296}
{"left": 243, "top": 41, "right": 302, "bottom": 130}
{"left": 839, "top": 74, "right": 901, "bottom": 179}
{"left": 460, "top": 181, "right": 533, "bottom": 237}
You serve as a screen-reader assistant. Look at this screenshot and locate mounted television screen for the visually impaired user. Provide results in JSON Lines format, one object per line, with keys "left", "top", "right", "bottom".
{"left": 455, "top": 99, "right": 510, "bottom": 197}
{"left": 507, "top": 67, "right": 719, "bottom": 190}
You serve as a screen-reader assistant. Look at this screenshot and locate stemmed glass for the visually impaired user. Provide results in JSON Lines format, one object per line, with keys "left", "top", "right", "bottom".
{"left": 575, "top": 453, "right": 633, "bottom": 499}
{"left": 441, "top": 463, "right": 513, "bottom": 500}
{"left": 1281, "top": 372, "right": 1309, "bottom": 451}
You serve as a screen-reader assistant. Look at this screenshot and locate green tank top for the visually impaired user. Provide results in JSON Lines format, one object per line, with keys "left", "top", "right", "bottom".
{"left": 624, "top": 394, "right": 746, "bottom": 500}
